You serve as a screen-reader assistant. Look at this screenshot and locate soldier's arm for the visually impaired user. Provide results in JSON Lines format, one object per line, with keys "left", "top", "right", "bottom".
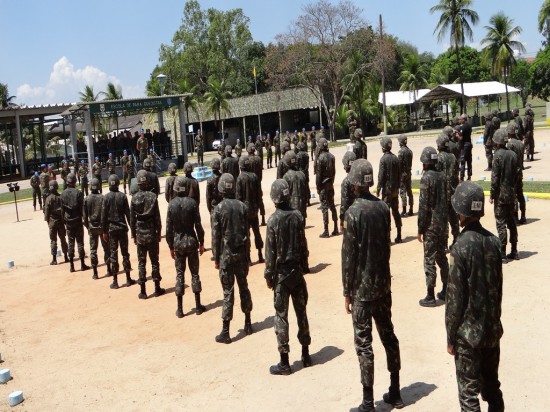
{"left": 445, "top": 250, "right": 467, "bottom": 346}
{"left": 315, "top": 157, "right": 322, "bottom": 189}
{"left": 206, "top": 180, "right": 213, "bottom": 214}
{"left": 154, "top": 200, "right": 162, "bottom": 239}
{"left": 264, "top": 220, "right": 276, "bottom": 288}
{"left": 377, "top": 159, "right": 386, "bottom": 195}
{"left": 101, "top": 199, "right": 108, "bottom": 233}
{"left": 44, "top": 199, "right": 50, "bottom": 222}
{"left": 164, "top": 180, "right": 171, "bottom": 203}
{"left": 490, "top": 157, "right": 500, "bottom": 200}
{"left": 194, "top": 203, "right": 205, "bottom": 246}
{"left": 235, "top": 177, "right": 243, "bottom": 201}
{"left": 165, "top": 207, "right": 174, "bottom": 250}
{"left": 417, "top": 176, "right": 429, "bottom": 235}
{"left": 299, "top": 214, "right": 309, "bottom": 271}
{"left": 341, "top": 213, "right": 357, "bottom": 298}
{"left": 124, "top": 198, "right": 132, "bottom": 233}
{"left": 83, "top": 199, "right": 89, "bottom": 229}
{"left": 211, "top": 208, "right": 221, "bottom": 265}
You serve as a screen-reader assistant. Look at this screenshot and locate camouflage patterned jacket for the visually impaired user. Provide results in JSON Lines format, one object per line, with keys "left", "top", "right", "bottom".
{"left": 398, "top": 145, "right": 413, "bottom": 177}
{"left": 130, "top": 190, "right": 161, "bottom": 245}
{"left": 39, "top": 171, "right": 50, "bottom": 195}
{"left": 437, "top": 151, "right": 459, "bottom": 201}
{"left": 221, "top": 156, "right": 240, "bottom": 181}
{"left": 185, "top": 174, "right": 200, "bottom": 206}
{"left": 236, "top": 171, "right": 261, "bottom": 218}
{"left": 490, "top": 147, "right": 517, "bottom": 205}
{"left": 514, "top": 116, "right": 525, "bottom": 139}
{"left": 377, "top": 152, "right": 400, "bottom": 198}
{"left": 92, "top": 162, "right": 102, "bottom": 177}
{"left": 83, "top": 193, "right": 104, "bottom": 233}
{"left": 315, "top": 151, "right": 336, "bottom": 190}
{"left": 296, "top": 151, "right": 310, "bottom": 178}
{"left": 483, "top": 119, "right": 494, "bottom": 146}
{"left": 492, "top": 116, "right": 501, "bottom": 131}
{"left": 60, "top": 187, "right": 84, "bottom": 227}
{"left": 249, "top": 154, "right": 263, "bottom": 181}
{"left": 264, "top": 205, "right": 308, "bottom": 287}
{"left": 165, "top": 175, "right": 177, "bottom": 203}
{"left": 417, "top": 169, "right": 448, "bottom": 236}
{"left": 101, "top": 191, "right": 130, "bottom": 233}
{"left": 206, "top": 171, "right": 223, "bottom": 214}
{"left": 273, "top": 136, "right": 281, "bottom": 154}
{"left": 166, "top": 196, "right": 204, "bottom": 252}
{"left": 44, "top": 192, "right": 63, "bottom": 227}
{"left": 126, "top": 160, "right": 135, "bottom": 177}
{"left": 446, "top": 221, "right": 503, "bottom": 348}
{"left": 106, "top": 159, "right": 116, "bottom": 175}
{"left": 146, "top": 170, "right": 161, "bottom": 196}
{"left": 353, "top": 139, "right": 367, "bottom": 160}
{"left": 211, "top": 197, "right": 249, "bottom": 268}
{"left": 30, "top": 175, "right": 40, "bottom": 189}
{"left": 340, "top": 175, "right": 355, "bottom": 223}
{"left": 79, "top": 165, "right": 89, "bottom": 182}
{"left": 121, "top": 155, "right": 129, "bottom": 174}
{"left": 507, "top": 137, "right": 525, "bottom": 179}
{"left": 448, "top": 137, "right": 461, "bottom": 161}
{"left": 283, "top": 169, "right": 308, "bottom": 219}
{"left": 342, "top": 191, "right": 392, "bottom": 302}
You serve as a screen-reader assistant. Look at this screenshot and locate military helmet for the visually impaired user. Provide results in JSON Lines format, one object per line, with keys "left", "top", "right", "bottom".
{"left": 270, "top": 179, "right": 290, "bottom": 204}
{"left": 247, "top": 143, "right": 255, "bottom": 154}
{"left": 342, "top": 151, "right": 356, "bottom": 168}
{"left": 49, "top": 180, "right": 59, "bottom": 191}
{"left": 348, "top": 159, "right": 374, "bottom": 187}
{"left": 354, "top": 128, "right": 363, "bottom": 138}
{"left": 282, "top": 151, "right": 297, "bottom": 168}
{"left": 297, "top": 142, "right": 306, "bottom": 152}
{"left": 318, "top": 138, "right": 329, "bottom": 150}
{"left": 90, "top": 178, "right": 100, "bottom": 191}
{"left": 211, "top": 158, "right": 221, "bottom": 170}
{"left": 142, "top": 158, "right": 152, "bottom": 170}
{"left": 238, "top": 154, "right": 251, "bottom": 170}
{"left": 486, "top": 112, "right": 493, "bottom": 120}
{"left": 512, "top": 107, "right": 519, "bottom": 116}
{"left": 218, "top": 173, "right": 235, "bottom": 195}
{"left": 420, "top": 146, "right": 439, "bottom": 165}
{"left": 225, "top": 145, "right": 233, "bottom": 155}
{"left": 492, "top": 128, "right": 507, "bottom": 145}
{"left": 380, "top": 136, "right": 392, "bottom": 151}
{"left": 173, "top": 175, "right": 188, "bottom": 195}
{"left": 108, "top": 174, "right": 120, "bottom": 189}
{"left": 281, "top": 141, "right": 291, "bottom": 153}
{"left": 436, "top": 134, "right": 449, "bottom": 150}
{"left": 183, "top": 162, "right": 193, "bottom": 174}
{"left": 136, "top": 170, "right": 148, "bottom": 187}
{"left": 168, "top": 163, "right": 177, "bottom": 173}
{"left": 451, "top": 181, "right": 485, "bottom": 218}
{"left": 506, "top": 122, "right": 518, "bottom": 136}
{"left": 397, "top": 134, "right": 407, "bottom": 145}
{"left": 66, "top": 173, "right": 77, "bottom": 185}
{"left": 492, "top": 109, "right": 499, "bottom": 117}
{"left": 443, "top": 126, "right": 454, "bottom": 137}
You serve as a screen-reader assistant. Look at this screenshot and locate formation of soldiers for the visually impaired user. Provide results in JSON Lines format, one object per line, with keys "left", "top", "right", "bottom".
{"left": 35, "top": 108, "right": 540, "bottom": 411}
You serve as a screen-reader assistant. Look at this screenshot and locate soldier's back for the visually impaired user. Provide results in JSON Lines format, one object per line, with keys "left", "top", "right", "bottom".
{"left": 492, "top": 149, "right": 517, "bottom": 204}
{"left": 85, "top": 193, "right": 103, "bottom": 229}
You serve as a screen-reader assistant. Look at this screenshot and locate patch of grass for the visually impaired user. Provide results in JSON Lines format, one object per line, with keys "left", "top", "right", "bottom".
{"left": 411, "top": 180, "right": 550, "bottom": 193}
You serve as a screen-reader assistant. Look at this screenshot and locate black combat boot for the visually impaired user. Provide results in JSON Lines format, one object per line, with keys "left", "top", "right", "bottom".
{"left": 80, "top": 258, "right": 90, "bottom": 271}
{"left": 92, "top": 265, "right": 98, "bottom": 280}
{"left": 64, "top": 253, "right": 69, "bottom": 263}
{"left": 357, "top": 386, "right": 375, "bottom": 412}
{"left": 34, "top": 205, "right": 36, "bottom": 211}
{"left": 408, "top": 206, "right": 414, "bottom": 216}
{"left": 419, "top": 287, "right": 436, "bottom": 307}
{"left": 244, "top": 312, "right": 253, "bottom": 335}
{"left": 194, "top": 293, "right": 206, "bottom": 315}
{"left": 124, "top": 271, "right": 136, "bottom": 287}
{"left": 301, "top": 345, "right": 312, "bottom": 367}
{"left": 106, "top": 263, "right": 112, "bottom": 277}
{"left": 436, "top": 283, "right": 447, "bottom": 301}
{"left": 138, "top": 283, "right": 147, "bottom": 299}
{"left": 110, "top": 274, "right": 119, "bottom": 289}
{"left": 394, "top": 227, "right": 403, "bottom": 244}
{"left": 507, "top": 243, "right": 519, "bottom": 260}
{"left": 331, "top": 221, "right": 339, "bottom": 236}
{"left": 269, "top": 352, "right": 291, "bottom": 375}
{"left": 154, "top": 281, "right": 166, "bottom": 297}
{"left": 400, "top": 207, "right": 407, "bottom": 217}
{"left": 519, "top": 211, "right": 527, "bottom": 225}
{"left": 176, "top": 295, "right": 184, "bottom": 318}
{"left": 501, "top": 246, "right": 508, "bottom": 262}
{"left": 261, "top": 215, "right": 266, "bottom": 226}
{"left": 50, "top": 255, "right": 57, "bottom": 265}
{"left": 319, "top": 225, "right": 329, "bottom": 238}
{"left": 258, "top": 250, "right": 265, "bottom": 264}
{"left": 383, "top": 372, "right": 404, "bottom": 409}
{"left": 69, "top": 258, "right": 75, "bottom": 273}
{"left": 215, "top": 320, "right": 232, "bottom": 344}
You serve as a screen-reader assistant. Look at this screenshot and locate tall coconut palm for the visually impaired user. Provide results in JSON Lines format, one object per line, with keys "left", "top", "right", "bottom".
{"left": 78, "top": 85, "right": 103, "bottom": 102}
{"left": 399, "top": 54, "right": 428, "bottom": 130}
{"left": 0, "top": 83, "right": 17, "bottom": 108}
{"left": 204, "top": 78, "right": 232, "bottom": 137}
{"left": 430, "top": 0, "right": 479, "bottom": 114}
{"left": 103, "top": 82, "right": 123, "bottom": 100}
{"left": 481, "top": 12, "right": 525, "bottom": 118}
{"left": 539, "top": 0, "right": 550, "bottom": 35}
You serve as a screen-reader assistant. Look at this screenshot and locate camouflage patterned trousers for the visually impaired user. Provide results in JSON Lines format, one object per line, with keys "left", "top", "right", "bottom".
{"left": 484, "top": 144, "right": 493, "bottom": 168}
{"left": 88, "top": 228, "right": 110, "bottom": 267}
{"left": 494, "top": 203, "right": 517, "bottom": 247}
{"left": 108, "top": 230, "right": 131, "bottom": 275}
{"left": 274, "top": 275, "right": 311, "bottom": 354}
{"left": 93, "top": 174, "right": 102, "bottom": 194}
{"left": 448, "top": 201, "right": 460, "bottom": 241}
{"left": 454, "top": 343, "right": 504, "bottom": 412}
{"left": 32, "top": 187, "right": 42, "bottom": 208}
{"left": 525, "top": 131, "right": 534, "bottom": 156}
{"left": 352, "top": 294, "right": 401, "bottom": 387}
{"left": 399, "top": 174, "right": 413, "bottom": 210}
{"left": 423, "top": 232, "right": 449, "bottom": 288}
{"left": 80, "top": 179, "right": 88, "bottom": 197}
{"left": 175, "top": 250, "right": 202, "bottom": 296}
{"left": 383, "top": 193, "right": 402, "bottom": 229}
{"left": 275, "top": 150, "right": 281, "bottom": 165}
{"left": 66, "top": 223, "right": 85, "bottom": 259}
{"left": 515, "top": 177, "right": 526, "bottom": 215}
{"left": 319, "top": 186, "right": 337, "bottom": 226}
{"left": 49, "top": 221, "right": 68, "bottom": 256}
{"left": 248, "top": 214, "right": 264, "bottom": 251}
{"left": 137, "top": 242, "right": 161, "bottom": 284}
{"left": 219, "top": 260, "right": 252, "bottom": 321}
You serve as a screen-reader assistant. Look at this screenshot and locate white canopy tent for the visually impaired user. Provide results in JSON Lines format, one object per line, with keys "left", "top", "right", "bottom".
{"left": 378, "top": 89, "right": 431, "bottom": 106}
{"left": 417, "top": 81, "right": 520, "bottom": 103}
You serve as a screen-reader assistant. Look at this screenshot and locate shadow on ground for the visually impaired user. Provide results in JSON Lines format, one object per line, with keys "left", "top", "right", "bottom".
{"left": 308, "top": 262, "right": 331, "bottom": 274}
{"left": 289, "top": 345, "right": 345, "bottom": 373}
{"left": 348, "top": 382, "right": 438, "bottom": 412}
{"left": 232, "top": 315, "right": 274, "bottom": 343}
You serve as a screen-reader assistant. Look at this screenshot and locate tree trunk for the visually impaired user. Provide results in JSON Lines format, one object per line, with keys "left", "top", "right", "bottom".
{"left": 455, "top": 45, "right": 467, "bottom": 115}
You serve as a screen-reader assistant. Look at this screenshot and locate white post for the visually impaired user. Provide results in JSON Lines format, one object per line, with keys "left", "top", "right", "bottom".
{"left": 179, "top": 101, "right": 188, "bottom": 164}
{"left": 15, "top": 110, "right": 26, "bottom": 177}
{"left": 84, "top": 110, "right": 95, "bottom": 180}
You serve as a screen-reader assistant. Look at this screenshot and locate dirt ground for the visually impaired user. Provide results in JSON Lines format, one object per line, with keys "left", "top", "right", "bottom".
{"left": 0, "top": 130, "right": 549, "bottom": 411}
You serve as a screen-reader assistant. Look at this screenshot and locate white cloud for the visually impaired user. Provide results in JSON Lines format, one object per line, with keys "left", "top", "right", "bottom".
{"left": 16, "top": 56, "right": 142, "bottom": 106}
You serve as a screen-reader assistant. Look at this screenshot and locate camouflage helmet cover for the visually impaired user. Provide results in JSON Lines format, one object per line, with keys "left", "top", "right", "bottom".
{"left": 218, "top": 173, "right": 235, "bottom": 195}
{"left": 142, "top": 158, "right": 152, "bottom": 170}
{"left": 348, "top": 159, "right": 374, "bottom": 187}
{"left": 49, "top": 180, "right": 59, "bottom": 191}
{"left": 282, "top": 151, "right": 297, "bottom": 168}
{"left": 90, "top": 178, "right": 100, "bottom": 191}
{"left": 492, "top": 128, "right": 507, "bottom": 145}
{"left": 66, "top": 172, "right": 77, "bottom": 185}
{"left": 238, "top": 153, "right": 251, "bottom": 170}
{"left": 183, "top": 162, "right": 193, "bottom": 174}
{"left": 420, "top": 146, "right": 439, "bottom": 165}
{"left": 506, "top": 122, "right": 518, "bottom": 136}
{"left": 270, "top": 179, "right": 290, "bottom": 204}
{"left": 225, "top": 145, "right": 233, "bottom": 155}
{"left": 136, "top": 170, "right": 148, "bottom": 188}
{"left": 397, "top": 134, "right": 407, "bottom": 145}
{"left": 247, "top": 143, "right": 255, "bottom": 154}
{"left": 342, "top": 151, "right": 357, "bottom": 168}
{"left": 211, "top": 158, "right": 221, "bottom": 170}
{"left": 451, "top": 181, "right": 485, "bottom": 218}
{"left": 380, "top": 136, "right": 392, "bottom": 151}
{"left": 436, "top": 133, "right": 450, "bottom": 149}
{"left": 354, "top": 128, "right": 363, "bottom": 138}
{"left": 168, "top": 163, "right": 177, "bottom": 173}
{"left": 297, "top": 142, "right": 307, "bottom": 152}
{"left": 443, "top": 126, "right": 454, "bottom": 137}
{"left": 318, "top": 137, "right": 329, "bottom": 150}
{"left": 108, "top": 174, "right": 120, "bottom": 188}
{"left": 173, "top": 175, "right": 188, "bottom": 194}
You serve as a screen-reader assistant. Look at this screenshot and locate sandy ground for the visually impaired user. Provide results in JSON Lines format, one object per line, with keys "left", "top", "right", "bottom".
{"left": 0, "top": 130, "right": 549, "bottom": 411}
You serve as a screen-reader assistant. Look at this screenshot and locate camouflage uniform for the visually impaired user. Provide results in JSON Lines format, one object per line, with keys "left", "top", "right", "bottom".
{"left": 437, "top": 138, "right": 460, "bottom": 243}
{"left": 248, "top": 147, "right": 266, "bottom": 224}
{"left": 137, "top": 135, "right": 148, "bottom": 162}
{"left": 235, "top": 139, "right": 242, "bottom": 159}
{"left": 44, "top": 185, "right": 68, "bottom": 259}
{"left": 106, "top": 157, "right": 116, "bottom": 176}
{"left": 217, "top": 140, "right": 226, "bottom": 161}
{"left": 309, "top": 131, "right": 317, "bottom": 161}
{"left": 165, "top": 172, "right": 177, "bottom": 204}
{"left": 30, "top": 173, "right": 42, "bottom": 210}
{"left": 126, "top": 158, "right": 136, "bottom": 191}
{"left": 282, "top": 154, "right": 308, "bottom": 225}
{"left": 483, "top": 113, "right": 495, "bottom": 171}
{"left": 40, "top": 169, "right": 50, "bottom": 206}
{"left": 221, "top": 151, "right": 240, "bottom": 181}
{"left": 339, "top": 152, "right": 357, "bottom": 228}
{"left": 273, "top": 133, "right": 281, "bottom": 166}
{"left": 195, "top": 133, "right": 204, "bottom": 166}
{"left": 206, "top": 169, "right": 223, "bottom": 214}
{"left": 507, "top": 130, "right": 526, "bottom": 223}
{"left": 84, "top": 189, "right": 111, "bottom": 274}
{"left": 316, "top": 142, "right": 338, "bottom": 236}
{"left": 60, "top": 164, "right": 70, "bottom": 191}
{"left": 353, "top": 137, "right": 368, "bottom": 160}
{"left": 377, "top": 144, "right": 402, "bottom": 241}
{"left": 397, "top": 138, "right": 413, "bottom": 214}
{"left": 78, "top": 163, "right": 89, "bottom": 196}
{"left": 121, "top": 153, "right": 129, "bottom": 193}
{"left": 92, "top": 161, "right": 103, "bottom": 193}
{"left": 296, "top": 143, "right": 311, "bottom": 206}
{"left": 255, "top": 138, "right": 264, "bottom": 167}
{"left": 266, "top": 140, "right": 273, "bottom": 168}
{"left": 60, "top": 186, "right": 86, "bottom": 261}
{"left": 524, "top": 111, "right": 535, "bottom": 161}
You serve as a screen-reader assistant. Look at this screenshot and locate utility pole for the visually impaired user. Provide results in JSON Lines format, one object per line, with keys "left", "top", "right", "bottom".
{"left": 380, "top": 14, "right": 388, "bottom": 135}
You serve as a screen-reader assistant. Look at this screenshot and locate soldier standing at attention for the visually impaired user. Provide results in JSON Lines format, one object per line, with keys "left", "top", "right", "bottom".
{"left": 79, "top": 160, "right": 89, "bottom": 197}
{"left": 417, "top": 147, "right": 449, "bottom": 307}
{"left": 60, "top": 173, "right": 90, "bottom": 273}
{"left": 164, "top": 163, "right": 178, "bottom": 204}
{"left": 73, "top": 154, "right": 80, "bottom": 185}
{"left": 483, "top": 112, "right": 495, "bottom": 171}
{"left": 126, "top": 155, "right": 136, "bottom": 193}
{"left": 130, "top": 170, "right": 166, "bottom": 300}
{"left": 296, "top": 142, "right": 311, "bottom": 207}
{"left": 339, "top": 151, "right": 357, "bottom": 232}
{"left": 44, "top": 180, "right": 69, "bottom": 265}
{"left": 342, "top": 159, "right": 403, "bottom": 412}
{"left": 523, "top": 107, "right": 535, "bottom": 162}
{"left": 511, "top": 108, "right": 525, "bottom": 141}
{"left": 218, "top": 137, "right": 226, "bottom": 161}
{"left": 265, "top": 179, "right": 312, "bottom": 376}
{"left": 282, "top": 151, "right": 309, "bottom": 227}
{"left": 141, "top": 158, "right": 160, "bottom": 196}
{"left": 221, "top": 145, "right": 240, "bottom": 180}
{"left": 446, "top": 181, "right": 504, "bottom": 412}
{"left": 266, "top": 138, "right": 273, "bottom": 169}
{"left": 274, "top": 130, "right": 281, "bottom": 166}
{"left": 195, "top": 129, "right": 204, "bottom": 167}
{"left": 120, "top": 150, "right": 129, "bottom": 194}
{"left": 136, "top": 131, "right": 148, "bottom": 163}
{"left": 309, "top": 126, "right": 317, "bottom": 162}
{"left": 206, "top": 158, "right": 223, "bottom": 215}
{"left": 506, "top": 123, "right": 526, "bottom": 225}
{"left": 255, "top": 135, "right": 264, "bottom": 169}
{"left": 376, "top": 137, "right": 402, "bottom": 243}
{"left": 92, "top": 157, "right": 103, "bottom": 193}
{"left": 183, "top": 162, "right": 200, "bottom": 206}
{"left": 101, "top": 174, "right": 133, "bottom": 290}
{"left": 39, "top": 163, "right": 50, "bottom": 207}
{"left": 166, "top": 175, "right": 207, "bottom": 318}
{"left": 48, "top": 164, "right": 56, "bottom": 181}
{"left": 248, "top": 143, "right": 267, "bottom": 226}
{"left": 316, "top": 137, "right": 339, "bottom": 238}
{"left": 353, "top": 128, "right": 368, "bottom": 160}
{"left": 456, "top": 114, "right": 473, "bottom": 182}
{"left": 211, "top": 173, "right": 254, "bottom": 344}
{"left": 436, "top": 134, "right": 460, "bottom": 247}
{"left": 106, "top": 152, "right": 116, "bottom": 177}
{"left": 30, "top": 171, "right": 42, "bottom": 211}
{"left": 235, "top": 138, "right": 243, "bottom": 159}
{"left": 60, "top": 160, "right": 70, "bottom": 190}
{"left": 397, "top": 135, "right": 413, "bottom": 217}
{"left": 84, "top": 178, "right": 114, "bottom": 280}
{"left": 490, "top": 129, "right": 519, "bottom": 261}
{"left": 236, "top": 154, "right": 265, "bottom": 264}
{"left": 276, "top": 141, "right": 291, "bottom": 179}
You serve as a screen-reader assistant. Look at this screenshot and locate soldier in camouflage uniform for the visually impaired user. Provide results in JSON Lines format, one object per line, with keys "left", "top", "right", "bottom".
{"left": 206, "top": 158, "right": 223, "bottom": 215}
{"left": 101, "top": 174, "right": 133, "bottom": 290}
{"left": 506, "top": 123, "right": 526, "bottom": 224}
{"left": 236, "top": 154, "right": 265, "bottom": 264}
{"left": 353, "top": 128, "right": 368, "bottom": 160}
{"left": 316, "top": 138, "right": 339, "bottom": 238}
{"left": 195, "top": 130, "right": 204, "bottom": 167}
{"left": 296, "top": 142, "right": 311, "bottom": 207}
{"left": 247, "top": 143, "right": 267, "bottom": 226}
{"left": 276, "top": 141, "right": 292, "bottom": 179}
{"left": 60, "top": 160, "right": 70, "bottom": 191}
{"left": 255, "top": 135, "right": 264, "bottom": 168}
{"left": 30, "top": 171, "right": 42, "bottom": 211}
{"left": 490, "top": 129, "right": 519, "bottom": 261}
{"left": 235, "top": 138, "right": 242, "bottom": 159}
{"left": 166, "top": 175, "right": 207, "bottom": 318}
{"left": 444, "top": 125, "right": 461, "bottom": 163}
{"left": 136, "top": 132, "right": 148, "bottom": 163}
{"left": 397, "top": 135, "right": 413, "bottom": 217}
{"left": 183, "top": 162, "right": 200, "bottom": 206}
{"left": 265, "top": 179, "right": 312, "bottom": 376}
{"left": 126, "top": 155, "right": 136, "bottom": 193}
{"left": 339, "top": 151, "right": 357, "bottom": 232}
{"left": 524, "top": 107, "right": 535, "bottom": 161}
{"left": 417, "top": 147, "right": 449, "bottom": 307}
{"left": 492, "top": 109, "right": 501, "bottom": 132}
{"left": 78, "top": 160, "right": 89, "bottom": 197}
{"left": 60, "top": 173, "right": 90, "bottom": 273}
{"left": 120, "top": 150, "right": 129, "bottom": 194}
{"left": 274, "top": 131, "right": 281, "bottom": 166}
{"left": 39, "top": 163, "right": 50, "bottom": 207}
{"left": 447, "top": 181, "right": 504, "bottom": 412}
{"left": 164, "top": 163, "right": 178, "bottom": 204}
{"left": 73, "top": 154, "right": 80, "bottom": 185}
{"left": 218, "top": 138, "right": 227, "bottom": 161}
{"left": 141, "top": 158, "right": 160, "bottom": 196}
{"left": 436, "top": 134, "right": 460, "bottom": 246}
{"left": 266, "top": 138, "right": 273, "bottom": 168}
{"left": 342, "top": 159, "right": 403, "bottom": 412}
{"left": 282, "top": 151, "right": 308, "bottom": 227}
{"left": 483, "top": 112, "right": 495, "bottom": 171}
{"left": 511, "top": 108, "right": 525, "bottom": 140}
{"left": 106, "top": 153, "right": 116, "bottom": 177}
{"left": 309, "top": 127, "right": 317, "bottom": 162}
{"left": 376, "top": 137, "right": 402, "bottom": 243}
{"left": 44, "top": 180, "right": 69, "bottom": 265}
{"left": 92, "top": 157, "right": 103, "bottom": 194}
{"left": 221, "top": 145, "right": 240, "bottom": 180}
{"left": 130, "top": 170, "right": 166, "bottom": 299}
{"left": 84, "top": 178, "right": 114, "bottom": 280}
{"left": 212, "top": 173, "right": 254, "bottom": 344}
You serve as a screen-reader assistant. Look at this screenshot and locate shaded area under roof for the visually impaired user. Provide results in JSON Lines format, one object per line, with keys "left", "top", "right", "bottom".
{"left": 418, "top": 81, "right": 520, "bottom": 103}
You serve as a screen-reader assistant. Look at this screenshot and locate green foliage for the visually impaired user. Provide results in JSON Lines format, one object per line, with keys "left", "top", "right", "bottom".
{"left": 431, "top": 46, "right": 491, "bottom": 84}
{"left": 204, "top": 78, "right": 232, "bottom": 131}
{"left": 510, "top": 60, "right": 531, "bottom": 107}
{"left": 481, "top": 13, "right": 525, "bottom": 76}
{"left": 430, "top": 0, "right": 479, "bottom": 48}
{"left": 530, "top": 47, "right": 550, "bottom": 101}
{"left": 0, "top": 83, "right": 17, "bottom": 108}
{"left": 104, "top": 82, "right": 123, "bottom": 100}
{"left": 78, "top": 85, "right": 102, "bottom": 102}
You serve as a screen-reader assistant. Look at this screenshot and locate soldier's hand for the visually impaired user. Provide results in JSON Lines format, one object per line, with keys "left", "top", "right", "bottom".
{"left": 199, "top": 244, "right": 205, "bottom": 255}
{"left": 417, "top": 233, "right": 423, "bottom": 243}
{"left": 170, "top": 249, "right": 175, "bottom": 260}
{"left": 215, "top": 262, "right": 220, "bottom": 270}
{"left": 266, "top": 279, "right": 273, "bottom": 290}
{"left": 447, "top": 344, "right": 455, "bottom": 356}
{"left": 102, "top": 233, "right": 109, "bottom": 242}
{"left": 345, "top": 296, "right": 352, "bottom": 314}
{"left": 489, "top": 197, "right": 494, "bottom": 204}
{"left": 158, "top": 234, "right": 162, "bottom": 243}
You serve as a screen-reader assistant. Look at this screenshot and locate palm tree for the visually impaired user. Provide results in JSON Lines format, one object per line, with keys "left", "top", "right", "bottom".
{"left": 204, "top": 78, "right": 232, "bottom": 137}
{"left": 78, "top": 85, "right": 103, "bottom": 102}
{"left": 539, "top": 0, "right": 550, "bottom": 37}
{"left": 0, "top": 83, "right": 17, "bottom": 108}
{"left": 481, "top": 13, "right": 525, "bottom": 118}
{"left": 103, "top": 82, "right": 123, "bottom": 100}
{"left": 399, "top": 54, "right": 428, "bottom": 130}
{"left": 430, "top": 0, "right": 479, "bottom": 114}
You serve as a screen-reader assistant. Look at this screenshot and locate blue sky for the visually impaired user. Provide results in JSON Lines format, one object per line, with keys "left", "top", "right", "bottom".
{"left": 0, "top": 0, "right": 544, "bottom": 106}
